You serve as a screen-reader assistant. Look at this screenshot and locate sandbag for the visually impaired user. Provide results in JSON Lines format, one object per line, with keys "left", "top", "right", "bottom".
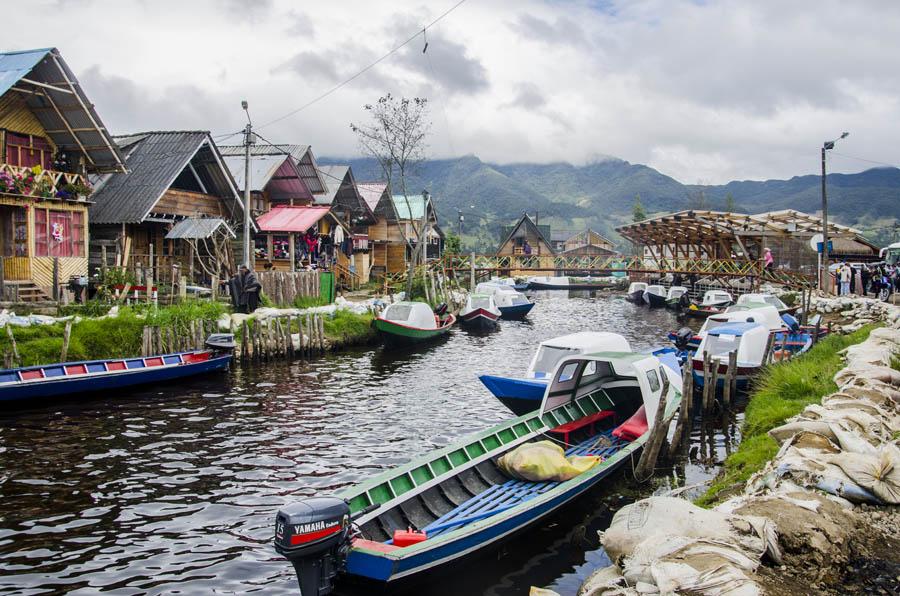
{"left": 497, "top": 440, "right": 600, "bottom": 482}
{"left": 828, "top": 446, "right": 900, "bottom": 504}
{"left": 601, "top": 497, "right": 780, "bottom": 563}
{"left": 578, "top": 565, "right": 634, "bottom": 596}
{"left": 768, "top": 420, "right": 837, "bottom": 445}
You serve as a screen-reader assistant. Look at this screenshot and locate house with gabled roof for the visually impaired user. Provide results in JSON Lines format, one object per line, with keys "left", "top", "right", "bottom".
{"left": 89, "top": 130, "right": 244, "bottom": 286}
{"left": 0, "top": 47, "right": 125, "bottom": 301}
{"left": 496, "top": 214, "right": 554, "bottom": 256}
{"left": 560, "top": 228, "right": 616, "bottom": 256}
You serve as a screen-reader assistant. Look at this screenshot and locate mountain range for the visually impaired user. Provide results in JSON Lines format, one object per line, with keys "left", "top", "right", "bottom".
{"left": 319, "top": 155, "right": 900, "bottom": 251}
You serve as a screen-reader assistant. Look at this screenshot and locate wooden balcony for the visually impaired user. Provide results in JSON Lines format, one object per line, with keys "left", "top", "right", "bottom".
{"left": 0, "top": 163, "right": 91, "bottom": 202}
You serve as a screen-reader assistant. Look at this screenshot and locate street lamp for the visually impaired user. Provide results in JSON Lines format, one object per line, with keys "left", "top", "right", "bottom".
{"left": 820, "top": 131, "right": 849, "bottom": 291}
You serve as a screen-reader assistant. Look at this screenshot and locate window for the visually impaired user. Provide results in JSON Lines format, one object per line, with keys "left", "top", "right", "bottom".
{"left": 583, "top": 361, "right": 598, "bottom": 376}
{"left": 532, "top": 345, "right": 577, "bottom": 377}
{"left": 385, "top": 304, "right": 413, "bottom": 322}
{"left": 557, "top": 362, "right": 580, "bottom": 383}
{"left": 645, "top": 369, "right": 661, "bottom": 393}
{"left": 5, "top": 132, "right": 53, "bottom": 170}
{"left": 33, "top": 208, "right": 85, "bottom": 257}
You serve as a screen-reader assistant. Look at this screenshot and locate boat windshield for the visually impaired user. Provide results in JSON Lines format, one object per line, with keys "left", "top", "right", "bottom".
{"left": 384, "top": 305, "right": 412, "bottom": 322}
{"left": 763, "top": 296, "right": 786, "bottom": 309}
{"left": 471, "top": 296, "right": 493, "bottom": 309}
{"left": 532, "top": 345, "right": 578, "bottom": 376}
{"left": 705, "top": 334, "right": 742, "bottom": 357}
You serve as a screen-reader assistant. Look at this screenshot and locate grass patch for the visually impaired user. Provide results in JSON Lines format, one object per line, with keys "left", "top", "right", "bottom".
{"left": 293, "top": 295, "right": 330, "bottom": 309}
{"left": 1, "top": 301, "right": 227, "bottom": 367}
{"left": 696, "top": 324, "right": 877, "bottom": 506}
{"left": 323, "top": 310, "right": 375, "bottom": 346}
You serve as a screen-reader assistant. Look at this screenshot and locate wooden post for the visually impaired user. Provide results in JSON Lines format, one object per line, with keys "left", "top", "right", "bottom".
{"left": 6, "top": 325, "right": 19, "bottom": 365}
{"left": 469, "top": 252, "right": 476, "bottom": 290}
{"left": 701, "top": 352, "right": 713, "bottom": 412}
{"left": 60, "top": 320, "right": 73, "bottom": 362}
{"left": 318, "top": 314, "right": 326, "bottom": 353}
{"left": 668, "top": 358, "right": 694, "bottom": 457}
{"left": 722, "top": 350, "right": 737, "bottom": 408}
{"left": 101, "top": 245, "right": 108, "bottom": 278}
{"left": 0, "top": 258, "right": 5, "bottom": 302}
{"left": 241, "top": 321, "right": 249, "bottom": 361}
{"left": 154, "top": 326, "right": 163, "bottom": 356}
{"left": 178, "top": 275, "right": 187, "bottom": 301}
{"left": 635, "top": 374, "right": 672, "bottom": 479}
{"left": 762, "top": 332, "right": 776, "bottom": 365}
{"left": 52, "top": 257, "right": 60, "bottom": 302}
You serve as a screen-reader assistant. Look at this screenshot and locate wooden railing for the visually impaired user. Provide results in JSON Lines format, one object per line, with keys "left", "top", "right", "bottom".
{"left": 0, "top": 163, "right": 91, "bottom": 201}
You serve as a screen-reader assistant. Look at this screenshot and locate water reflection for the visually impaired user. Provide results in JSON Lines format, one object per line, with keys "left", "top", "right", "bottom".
{"left": 0, "top": 293, "right": 743, "bottom": 595}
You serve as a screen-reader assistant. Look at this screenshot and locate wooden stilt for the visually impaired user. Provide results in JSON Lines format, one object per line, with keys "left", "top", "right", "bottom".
{"left": 722, "top": 349, "right": 737, "bottom": 408}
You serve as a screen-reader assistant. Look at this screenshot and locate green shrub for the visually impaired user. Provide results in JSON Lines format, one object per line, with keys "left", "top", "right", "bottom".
{"left": 323, "top": 310, "right": 375, "bottom": 344}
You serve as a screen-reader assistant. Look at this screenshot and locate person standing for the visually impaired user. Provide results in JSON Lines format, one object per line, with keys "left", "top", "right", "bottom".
{"left": 839, "top": 262, "right": 851, "bottom": 296}
{"left": 237, "top": 264, "right": 261, "bottom": 313}
{"left": 763, "top": 247, "right": 774, "bottom": 272}
{"left": 522, "top": 239, "right": 532, "bottom": 256}
{"left": 861, "top": 264, "right": 870, "bottom": 297}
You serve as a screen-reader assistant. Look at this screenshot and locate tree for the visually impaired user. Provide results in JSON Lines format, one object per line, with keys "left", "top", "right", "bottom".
{"left": 351, "top": 94, "right": 431, "bottom": 296}
{"left": 632, "top": 194, "right": 647, "bottom": 222}
{"left": 725, "top": 192, "right": 736, "bottom": 213}
{"left": 686, "top": 188, "right": 709, "bottom": 210}
{"left": 444, "top": 232, "right": 462, "bottom": 254}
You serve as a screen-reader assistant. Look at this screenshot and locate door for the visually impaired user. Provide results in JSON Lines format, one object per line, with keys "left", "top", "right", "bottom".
{"left": 633, "top": 356, "right": 666, "bottom": 431}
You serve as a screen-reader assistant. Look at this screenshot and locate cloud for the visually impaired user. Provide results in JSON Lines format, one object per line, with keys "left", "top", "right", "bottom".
{"left": 508, "top": 82, "right": 546, "bottom": 109}
{"left": 511, "top": 14, "right": 588, "bottom": 47}
{"left": 396, "top": 30, "right": 489, "bottom": 95}
{"left": 285, "top": 11, "right": 314, "bottom": 37}
{"left": 281, "top": 51, "right": 341, "bottom": 83}
{"left": 222, "top": 0, "right": 274, "bottom": 24}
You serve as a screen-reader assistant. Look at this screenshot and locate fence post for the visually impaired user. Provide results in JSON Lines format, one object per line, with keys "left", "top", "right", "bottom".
{"left": 722, "top": 350, "right": 737, "bottom": 408}
{"left": 668, "top": 358, "right": 694, "bottom": 457}
{"left": 60, "top": 321, "right": 72, "bottom": 362}
{"left": 52, "top": 257, "right": 60, "bottom": 302}
{"left": 0, "top": 257, "right": 6, "bottom": 301}
{"left": 469, "top": 252, "right": 476, "bottom": 290}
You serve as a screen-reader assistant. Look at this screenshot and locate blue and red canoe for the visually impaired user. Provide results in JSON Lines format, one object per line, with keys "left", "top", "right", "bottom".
{"left": 0, "top": 334, "right": 234, "bottom": 403}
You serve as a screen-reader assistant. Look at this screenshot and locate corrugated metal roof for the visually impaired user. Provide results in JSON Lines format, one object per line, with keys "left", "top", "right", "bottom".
{"left": 256, "top": 206, "right": 331, "bottom": 232}
{"left": 218, "top": 143, "right": 326, "bottom": 194}
{"left": 89, "top": 131, "right": 241, "bottom": 224}
{"left": 315, "top": 165, "right": 349, "bottom": 205}
{"left": 0, "top": 48, "right": 124, "bottom": 172}
{"left": 391, "top": 194, "right": 429, "bottom": 220}
{"left": 165, "top": 217, "right": 235, "bottom": 239}
{"left": 222, "top": 154, "right": 285, "bottom": 192}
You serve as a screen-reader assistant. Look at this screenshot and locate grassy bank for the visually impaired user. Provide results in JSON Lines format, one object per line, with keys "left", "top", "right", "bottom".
{"left": 1, "top": 301, "right": 226, "bottom": 368}
{"left": 696, "top": 324, "right": 877, "bottom": 506}
{"left": 322, "top": 310, "right": 376, "bottom": 347}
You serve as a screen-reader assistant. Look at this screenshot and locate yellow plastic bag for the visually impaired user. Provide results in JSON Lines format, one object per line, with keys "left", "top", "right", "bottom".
{"left": 497, "top": 440, "right": 600, "bottom": 482}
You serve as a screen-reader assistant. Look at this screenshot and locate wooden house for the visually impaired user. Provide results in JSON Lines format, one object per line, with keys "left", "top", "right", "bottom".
{"left": 496, "top": 214, "right": 554, "bottom": 256}
{"left": 316, "top": 165, "right": 376, "bottom": 284}
{"left": 0, "top": 48, "right": 125, "bottom": 302}
{"left": 360, "top": 187, "right": 443, "bottom": 276}
{"left": 560, "top": 229, "right": 616, "bottom": 256}
{"left": 89, "top": 131, "right": 244, "bottom": 287}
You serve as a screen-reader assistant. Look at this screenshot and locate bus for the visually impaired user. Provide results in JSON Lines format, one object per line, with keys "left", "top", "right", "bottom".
{"left": 880, "top": 242, "right": 900, "bottom": 266}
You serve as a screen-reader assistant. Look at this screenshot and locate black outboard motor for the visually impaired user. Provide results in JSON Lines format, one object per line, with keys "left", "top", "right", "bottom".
{"left": 674, "top": 327, "right": 694, "bottom": 351}
{"left": 433, "top": 303, "right": 448, "bottom": 316}
{"left": 205, "top": 333, "right": 236, "bottom": 353}
{"left": 275, "top": 497, "right": 352, "bottom": 596}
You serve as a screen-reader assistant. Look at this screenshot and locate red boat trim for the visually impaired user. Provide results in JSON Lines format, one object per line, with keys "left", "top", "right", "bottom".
{"left": 375, "top": 314, "right": 456, "bottom": 331}
{"left": 461, "top": 308, "right": 499, "bottom": 321}
{"left": 290, "top": 524, "right": 342, "bottom": 545}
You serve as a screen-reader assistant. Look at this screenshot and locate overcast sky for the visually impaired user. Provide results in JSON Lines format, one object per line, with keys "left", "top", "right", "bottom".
{"left": 7, "top": 0, "right": 900, "bottom": 184}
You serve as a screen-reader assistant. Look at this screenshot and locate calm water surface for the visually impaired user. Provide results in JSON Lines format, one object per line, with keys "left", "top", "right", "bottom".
{"left": 0, "top": 293, "right": 742, "bottom": 595}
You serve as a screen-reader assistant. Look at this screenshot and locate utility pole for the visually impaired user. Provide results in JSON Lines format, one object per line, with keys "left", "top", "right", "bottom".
{"left": 241, "top": 100, "right": 254, "bottom": 268}
{"left": 820, "top": 132, "right": 848, "bottom": 292}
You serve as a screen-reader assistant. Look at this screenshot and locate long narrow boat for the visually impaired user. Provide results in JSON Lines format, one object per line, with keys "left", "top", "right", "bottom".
{"left": 0, "top": 334, "right": 235, "bottom": 402}
{"left": 374, "top": 301, "right": 456, "bottom": 347}
{"left": 274, "top": 351, "right": 682, "bottom": 594}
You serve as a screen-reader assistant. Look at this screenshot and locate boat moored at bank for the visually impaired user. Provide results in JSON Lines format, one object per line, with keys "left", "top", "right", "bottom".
{"left": 374, "top": 301, "right": 456, "bottom": 347}
{"left": 459, "top": 294, "right": 502, "bottom": 331}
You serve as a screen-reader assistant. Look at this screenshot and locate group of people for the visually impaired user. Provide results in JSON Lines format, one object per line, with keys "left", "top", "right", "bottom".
{"left": 835, "top": 261, "right": 900, "bottom": 298}
{"left": 229, "top": 264, "right": 261, "bottom": 313}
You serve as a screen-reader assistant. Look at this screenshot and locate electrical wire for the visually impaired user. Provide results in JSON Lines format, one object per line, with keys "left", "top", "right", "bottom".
{"left": 257, "top": 0, "right": 470, "bottom": 129}
{"left": 830, "top": 151, "right": 900, "bottom": 169}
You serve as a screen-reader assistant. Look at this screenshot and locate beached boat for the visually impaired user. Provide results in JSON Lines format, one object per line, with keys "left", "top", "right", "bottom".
{"left": 476, "top": 282, "right": 535, "bottom": 320}
{"left": 643, "top": 284, "right": 667, "bottom": 307}
{"left": 480, "top": 332, "right": 631, "bottom": 415}
{"left": 374, "top": 302, "right": 455, "bottom": 347}
{"left": 0, "top": 334, "right": 235, "bottom": 403}
{"left": 274, "top": 352, "right": 682, "bottom": 594}
{"left": 625, "top": 282, "right": 647, "bottom": 303}
{"left": 665, "top": 286, "right": 690, "bottom": 310}
{"left": 459, "top": 294, "right": 501, "bottom": 331}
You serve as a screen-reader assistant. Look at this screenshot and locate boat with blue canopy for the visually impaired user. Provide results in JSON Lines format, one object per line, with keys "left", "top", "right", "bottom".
{"left": 273, "top": 351, "right": 682, "bottom": 594}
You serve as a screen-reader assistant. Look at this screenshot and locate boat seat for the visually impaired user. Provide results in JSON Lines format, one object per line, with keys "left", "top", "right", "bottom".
{"left": 612, "top": 405, "right": 648, "bottom": 442}
{"left": 415, "top": 431, "right": 627, "bottom": 540}
{"left": 549, "top": 410, "right": 616, "bottom": 446}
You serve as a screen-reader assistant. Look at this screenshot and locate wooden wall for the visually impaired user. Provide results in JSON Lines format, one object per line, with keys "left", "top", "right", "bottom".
{"left": 154, "top": 189, "right": 224, "bottom": 218}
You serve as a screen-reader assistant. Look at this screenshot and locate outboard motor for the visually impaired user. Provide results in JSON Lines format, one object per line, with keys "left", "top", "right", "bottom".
{"left": 781, "top": 313, "right": 800, "bottom": 333}
{"left": 674, "top": 327, "right": 694, "bottom": 351}
{"left": 275, "top": 497, "right": 352, "bottom": 596}
{"left": 433, "top": 303, "right": 448, "bottom": 316}
{"left": 205, "top": 333, "right": 236, "bottom": 353}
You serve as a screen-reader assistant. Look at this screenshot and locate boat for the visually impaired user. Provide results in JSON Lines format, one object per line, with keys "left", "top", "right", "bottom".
{"left": 528, "top": 276, "right": 621, "bottom": 291}
{"left": 489, "top": 277, "right": 529, "bottom": 292}
{"left": 526, "top": 276, "right": 569, "bottom": 290}
{"left": 668, "top": 304, "right": 788, "bottom": 352}
{"left": 0, "top": 334, "right": 235, "bottom": 403}
{"left": 374, "top": 302, "right": 456, "bottom": 347}
{"left": 680, "top": 289, "right": 734, "bottom": 319}
{"left": 475, "top": 282, "right": 535, "bottom": 320}
{"left": 479, "top": 332, "right": 632, "bottom": 415}
{"left": 625, "top": 282, "right": 647, "bottom": 303}
{"left": 691, "top": 318, "right": 814, "bottom": 389}
{"left": 642, "top": 284, "right": 667, "bottom": 307}
{"left": 736, "top": 293, "right": 798, "bottom": 315}
{"left": 665, "top": 286, "right": 690, "bottom": 310}
{"left": 274, "top": 352, "right": 682, "bottom": 594}
{"left": 459, "top": 294, "right": 501, "bottom": 331}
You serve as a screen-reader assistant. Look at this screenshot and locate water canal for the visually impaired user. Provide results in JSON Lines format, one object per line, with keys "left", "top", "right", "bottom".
{"left": 0, "top": 293, "right": 742, "bottom": 595}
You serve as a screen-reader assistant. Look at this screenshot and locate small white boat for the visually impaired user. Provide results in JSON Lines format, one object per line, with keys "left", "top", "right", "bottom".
{"left": 626, "top": 282, "right": 647, "bottom": 303}
{"left": 459, "top": 293, "right": 501, "bottom": 331}
{"left": 736, "top": 293, "right": 795, "bottom": 315}
{"left": 479, "top": 332, "right": 632, "bottom": 415}
{"left": 692, "top": 321, "right": 769, "bottom": 389}
{"left": 643, "top": 284, "right": 667, "bottom": 307}
{"left": 527, "top": 276, "right": 570, "bottom": 289}
{"left": 700, "top": 290, "right": 734, "bottom": 308}
{"left": 475, "top": 282, "right": 535, "bottom": 320}
{"left": 666, "top": 286, "right": 689, "bottom": 309}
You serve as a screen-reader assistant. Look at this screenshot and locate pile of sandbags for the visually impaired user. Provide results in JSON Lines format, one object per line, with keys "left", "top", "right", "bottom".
{"left": 498, "top": 441, "right": 599, "bottom": 482}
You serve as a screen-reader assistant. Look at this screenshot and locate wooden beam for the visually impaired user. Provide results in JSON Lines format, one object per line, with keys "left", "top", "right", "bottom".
{"left": 39, "top": 90, "right": 95, "bottom": 166}
{"left": 19, "top": 77, "right": 74, "bottom": 95}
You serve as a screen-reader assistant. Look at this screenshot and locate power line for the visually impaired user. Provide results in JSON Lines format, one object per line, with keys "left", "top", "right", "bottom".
{"left": 830, "top": 151, "right": 900, "bottom": 169}
{"left": 257, "top": 0, "right": 470, "bottom": 129}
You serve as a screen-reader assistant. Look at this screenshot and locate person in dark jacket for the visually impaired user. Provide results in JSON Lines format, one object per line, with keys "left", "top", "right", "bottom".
{"left": 237, "top": 264, "right": 262, "bottom": 313}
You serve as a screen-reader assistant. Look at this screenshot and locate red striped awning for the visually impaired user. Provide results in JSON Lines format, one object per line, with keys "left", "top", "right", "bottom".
{"left": 256, "top": 206, "right": 331, "bottom": 233}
